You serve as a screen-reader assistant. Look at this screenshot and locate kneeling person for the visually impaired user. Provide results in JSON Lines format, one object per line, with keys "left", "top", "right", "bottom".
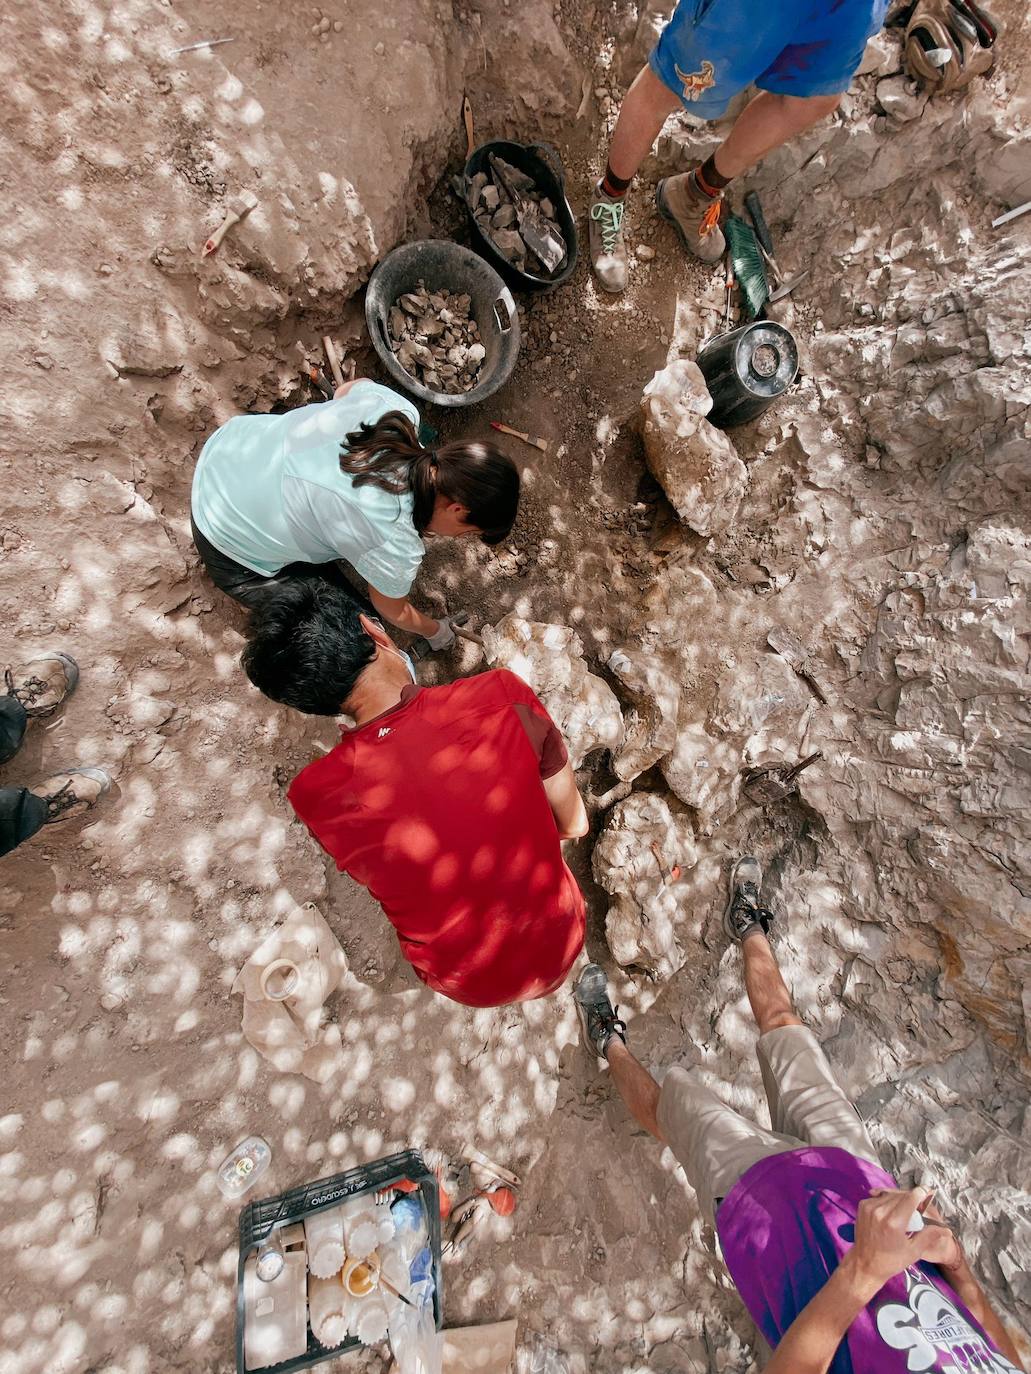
{"left": 243, "top": 582, "right": 589, "bottom": 1008}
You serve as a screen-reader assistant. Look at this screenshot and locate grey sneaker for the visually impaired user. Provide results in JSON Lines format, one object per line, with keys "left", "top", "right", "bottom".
{"left": 573, "top": 964, "right": 627, "bottom": 1060}
{"left": 655, "top": 170, "right": 726, "bottom": 264}
{"left": 31, "top": 767, "right": 112, "bottom": 825}
{"left": 724, "top": 855, "right": 776, "bottom": 943}
{"left": 589, "top": 187, "right": 629, "bottom": 293}
{"left": 5, "top": 651, "right": 80, "bottom": 718}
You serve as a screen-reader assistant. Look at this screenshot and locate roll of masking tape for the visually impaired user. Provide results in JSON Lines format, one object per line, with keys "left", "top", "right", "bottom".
{"left": 260, "top": 959, "right": 300, "bottom": 1001}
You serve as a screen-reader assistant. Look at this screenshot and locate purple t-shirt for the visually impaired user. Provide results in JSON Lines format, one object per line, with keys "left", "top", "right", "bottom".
{"left": 717, "top": 1148, "right": 1018, "bottom": 1373}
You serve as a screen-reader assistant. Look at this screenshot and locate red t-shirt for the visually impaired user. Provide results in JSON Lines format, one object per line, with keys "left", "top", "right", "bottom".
{"left": 287, "top": 669, "right": 586, "bottom": 1007}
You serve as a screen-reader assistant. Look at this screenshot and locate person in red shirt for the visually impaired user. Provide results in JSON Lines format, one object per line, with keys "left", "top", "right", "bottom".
{"left": 241, "top": 580, "right": 589, "bottom": 1007}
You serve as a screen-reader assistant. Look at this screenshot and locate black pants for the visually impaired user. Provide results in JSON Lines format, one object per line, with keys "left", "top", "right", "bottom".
{"left": 190, "top": 515, "right": 371, "bottom": 614}
{"left": 0, "top": 696, "right": 48, "bottom": 857}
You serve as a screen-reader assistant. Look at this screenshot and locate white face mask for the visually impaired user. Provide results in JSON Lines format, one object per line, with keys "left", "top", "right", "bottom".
{"left": 399, "top": 649, "right": 417, "bottom": 683}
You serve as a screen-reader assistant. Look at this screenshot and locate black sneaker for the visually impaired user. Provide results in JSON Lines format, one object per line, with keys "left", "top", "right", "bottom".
{"left": 724, "top": 855, "right": 776, "bottom": 943}
{"left": 573, "top": 964, "right": 627, "bottom": 1060}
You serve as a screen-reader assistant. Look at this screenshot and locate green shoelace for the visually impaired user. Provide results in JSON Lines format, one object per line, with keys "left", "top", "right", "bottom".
{"left": 590, "top": 198, "right": 624, "bottom": 254}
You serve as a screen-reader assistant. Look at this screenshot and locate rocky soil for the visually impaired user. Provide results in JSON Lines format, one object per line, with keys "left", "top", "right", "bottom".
{"left": 1, "top": 1, "right": 1029, "bottom": 1371}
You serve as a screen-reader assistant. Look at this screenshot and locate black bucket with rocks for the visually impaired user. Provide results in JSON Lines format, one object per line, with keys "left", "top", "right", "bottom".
{"left": 461, "top": 140, "right": 578, "bottom": 293}
{"left": 366, "top": 239, "right": 520, "bottom": 408}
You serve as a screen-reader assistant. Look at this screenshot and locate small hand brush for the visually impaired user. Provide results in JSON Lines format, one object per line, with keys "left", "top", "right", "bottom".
{"left": 490, "top": 421, "right": 549, "bottom": 453}
{"left": 723, "top": 213, "right": 769, "bottom": 320}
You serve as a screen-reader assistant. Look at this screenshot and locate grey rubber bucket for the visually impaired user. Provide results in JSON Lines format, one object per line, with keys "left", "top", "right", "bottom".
{"left": 365, "top": 240, "right": 521, "bottom": 409}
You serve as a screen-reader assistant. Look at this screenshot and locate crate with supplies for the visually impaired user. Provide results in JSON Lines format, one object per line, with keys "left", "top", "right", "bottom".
{"left": 236, "top": 1149, "right": 443, "bottom": 1373}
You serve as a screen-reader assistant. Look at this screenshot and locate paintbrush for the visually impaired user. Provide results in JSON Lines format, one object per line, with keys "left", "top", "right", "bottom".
{"left": 379, "top": 1275, "right": 413, "bottom": 1307}
{"left": 490, "top": 421, "right": 548, "bottom": 453}
{"left": 202, "top": 190, "right": 259, "bottom": 257}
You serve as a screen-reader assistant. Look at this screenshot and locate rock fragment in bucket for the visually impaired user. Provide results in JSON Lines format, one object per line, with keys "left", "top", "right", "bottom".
{"left": 386, "top": 279, "right": 487, "bottom": 395}
{"left": 467, "top": 155, "right": 568, "bottom": 278}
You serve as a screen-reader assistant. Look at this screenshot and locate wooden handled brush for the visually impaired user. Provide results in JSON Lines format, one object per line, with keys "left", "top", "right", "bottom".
{"left": 490, "top": 421, "right": 548, "bottom": 453}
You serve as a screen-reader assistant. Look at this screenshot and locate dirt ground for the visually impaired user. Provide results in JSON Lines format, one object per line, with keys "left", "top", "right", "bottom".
{"left": 1, "top": 1, "right": 1029, "bottom": 1372}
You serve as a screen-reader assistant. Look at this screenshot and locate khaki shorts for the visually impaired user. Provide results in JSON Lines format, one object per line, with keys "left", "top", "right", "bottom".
{"left": 657, "top": 1024, "right": 879, "bottom": 1224}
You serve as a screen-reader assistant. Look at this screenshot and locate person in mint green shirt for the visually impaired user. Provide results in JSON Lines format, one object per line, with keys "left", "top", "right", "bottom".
{"left": 190, "top": 377, "right": 520, "bottom": 651}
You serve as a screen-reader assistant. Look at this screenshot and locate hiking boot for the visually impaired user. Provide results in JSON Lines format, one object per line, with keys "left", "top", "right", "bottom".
{"left": 589, "top": 186, "right": 629, "bottom": 293}
{"left": 5, "top": 651, "right": 80, "bottom": 718}
{"left": 573, "top": 964, "right": 628, "bottom": 1060}
{"left": 30, "top": 767, "right": 112, "bottom": 825}
{"left": 655, "top": 170, "right": 726, "bottom": 264}
{"left": 724, "top": 855, "right": 776, "bottom": 944}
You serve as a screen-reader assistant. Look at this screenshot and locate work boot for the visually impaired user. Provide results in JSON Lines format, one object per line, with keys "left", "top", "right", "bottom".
{"left": 655, "top": 170, "right": 726, "bottom": 264}
{"left": 4, "top": 651, "right": 80, "bottom": 718}
{"left": 573, "top": 964, "right": 628, "bottom": 1061}
{"left": 588, "top": 186, "right": 629, "bottom": 293}
{"left": 30, "top": 767, "right": 112, "bottom": 825}
{"left": 724, "top": 855, "right": 776, "bottom": 944}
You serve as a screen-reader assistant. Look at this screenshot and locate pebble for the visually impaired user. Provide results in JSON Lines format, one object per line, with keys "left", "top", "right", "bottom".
{"left": 320, "top": 31, "right": 330, "bottom": 41}
{"left": 333, "top": 19, "right": 343, "bottom": 30}
{"left": 311, "top": 22, "right": 321, "bottom": 33}
{"left": 318, "top": 16, "right": 330, "bottom": 31}
{"left": 594, "top": 87, "right": 607, "bottom": 99}
{"left": 101, "top": 993, "right": 123, "bottom": 1011}
{"left": 98, "top": 263, "right": 113, "bottom": 276}
{"left": 33, "top": 352, "right": 55, "bottom": 370}
{"left": 374, "top": 41, "right": 385, "bottom": 55}
{"left": 636, "top": 244, "right": 656, "bottom": 261}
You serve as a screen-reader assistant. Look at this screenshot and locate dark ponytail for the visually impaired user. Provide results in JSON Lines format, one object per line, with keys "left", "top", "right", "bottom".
{"left": 339, "top": 411, "right": 520, "bottom": 545}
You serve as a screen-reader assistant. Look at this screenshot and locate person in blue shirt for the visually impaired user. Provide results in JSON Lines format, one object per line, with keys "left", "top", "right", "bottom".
{"left": 588, "top": 0, "right": 888, "bottom": 292}
{"left": 190, "top": 377, "right": 520, "bottom": 652}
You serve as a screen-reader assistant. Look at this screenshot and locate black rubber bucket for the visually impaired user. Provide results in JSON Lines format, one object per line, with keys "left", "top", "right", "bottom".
{"left": 696, "top": 321, "right": 799, "bottom": 428}
{"left": 461, "top": 139, "right": 578, "bottom": 293}
{"left": 365, "top": 239, "right": 520, "bottom": 409}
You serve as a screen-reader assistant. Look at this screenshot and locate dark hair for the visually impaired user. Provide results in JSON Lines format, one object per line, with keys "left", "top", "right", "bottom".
{"left": 338, "top": 411, "right": 520, "bottom": 545}
{"left": 241, "top": 581, "right": 375, "bottom": 716}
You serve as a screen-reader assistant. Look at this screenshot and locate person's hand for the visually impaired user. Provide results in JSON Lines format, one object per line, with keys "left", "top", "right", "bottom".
{"left": 845, "top": 1187, "right": 961, "bottom": 1294}
{"left": 911, "top": 1194, "right": 968, "bottom": 1279}
{"left": 423, "top": 618, "right": 457, "bottom": 651}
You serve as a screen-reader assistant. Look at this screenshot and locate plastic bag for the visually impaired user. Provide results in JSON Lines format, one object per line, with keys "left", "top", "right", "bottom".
{"left": 388, "top": 1280, "right": 441, "bottom": 1374}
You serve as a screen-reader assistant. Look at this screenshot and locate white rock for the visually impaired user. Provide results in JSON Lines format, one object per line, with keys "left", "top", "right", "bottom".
{"left": 607, "top": 647, "right": 680, "bottom": 782}
{"left": 640, "top": 359, "right": 748, "bottom": 537}
{"left": 592, "top": 792, "right": 699, "bottom": 981}
{"left": 876, "top": 75, "right": 926, "bottom": 123}
{"left": 482, "top": 613, "right": 624, "bottom": 768}
{"left": 857, "top": 29, "right": 899, "bottom": 77}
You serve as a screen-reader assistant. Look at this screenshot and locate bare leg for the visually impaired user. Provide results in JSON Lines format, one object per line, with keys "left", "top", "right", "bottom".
{"left": 740, "top": 931, "right": 804, "bottom": 1034}
{"left": 605, "top": 1038, "right": 666, "bottom": 1143}
{"left": 607, "top": 65, "right": 683, "bottom": 183}
{"left": 712, "top": 90, "right": 841, "bottom": 179}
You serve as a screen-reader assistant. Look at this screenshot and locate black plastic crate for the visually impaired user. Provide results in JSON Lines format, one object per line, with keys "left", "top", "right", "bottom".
{"left": 236, "top": 1149, "right": 443, "bottom": 1374}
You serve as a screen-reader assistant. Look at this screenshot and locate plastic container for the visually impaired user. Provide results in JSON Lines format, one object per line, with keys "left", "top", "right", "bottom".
{"left": 366, "top": 241, "right": 520, "bottom": 409}
{"left": 461, "top": 139, "right": 578, "bottom": 293}
{"left": 696, "top": 321, "right": 799, "bottom": 428}
{"left": 236, "top": 1150, "right": 443, "bottom": 1374}
{"left": 218, "top": 1137, "right": 273, "bottom": 1200}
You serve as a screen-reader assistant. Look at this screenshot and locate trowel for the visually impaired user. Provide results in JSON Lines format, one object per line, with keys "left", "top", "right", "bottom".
{"left": 743, "top": 752, "right": 822, "bottom": 805}
{"left": 766, "top": 626, "right": 829, "bottom": 704}
{"left": 488, "top": 154, "right": 565, "bottom": 274}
